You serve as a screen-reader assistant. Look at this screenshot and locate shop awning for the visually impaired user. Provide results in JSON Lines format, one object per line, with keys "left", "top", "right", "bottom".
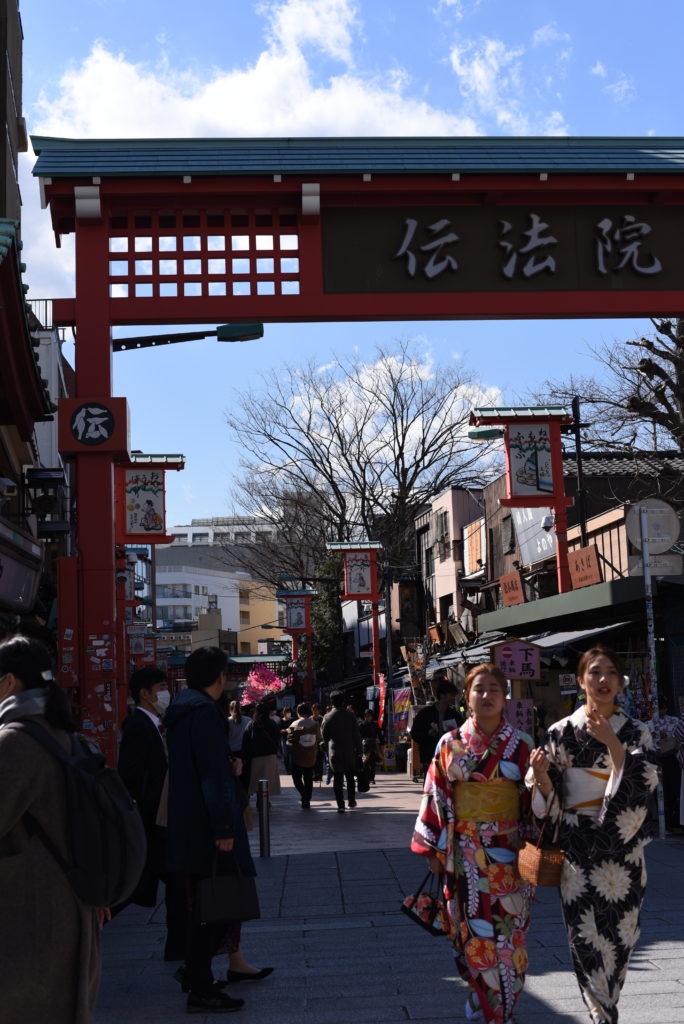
{"left": 530, "top": 622, "right": 630, "bottom": 649}
{"left": 441, "top": 622, "right": 630, "bottom": 666}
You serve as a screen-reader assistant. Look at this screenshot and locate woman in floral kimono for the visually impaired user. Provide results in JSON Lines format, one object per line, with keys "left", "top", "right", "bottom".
{"left": 411, "top": 663, "right": 535, "bottom": 1024}
{"left": 529, "top": 646, "right": 658, "bottom": 1024}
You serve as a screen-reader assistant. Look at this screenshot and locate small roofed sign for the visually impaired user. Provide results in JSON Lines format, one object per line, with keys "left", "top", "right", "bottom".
{"left": 500, "top": 570, "right": 525, "bottom": 606}
{"left": 491, "top": 638, "right": 541, "bottom": 681}
{"left": 568, "top": 544, "right": 603, "bottom": 589}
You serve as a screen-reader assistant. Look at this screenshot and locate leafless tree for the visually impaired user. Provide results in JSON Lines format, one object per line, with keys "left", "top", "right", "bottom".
{"left": 224, "top": 340, "right": 499, "bottom": 583}
{"left": 532, "top": 318, "right": 684, "bottom": 452}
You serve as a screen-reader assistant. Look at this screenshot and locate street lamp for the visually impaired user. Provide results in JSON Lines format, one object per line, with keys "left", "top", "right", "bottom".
{"left": 113, "top": 323, "right": 264, "bottom": 352}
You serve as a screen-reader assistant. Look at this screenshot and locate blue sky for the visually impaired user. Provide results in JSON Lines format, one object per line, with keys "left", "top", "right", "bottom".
{"left": 19, "top": 0, "right": 683, "bottom": 524}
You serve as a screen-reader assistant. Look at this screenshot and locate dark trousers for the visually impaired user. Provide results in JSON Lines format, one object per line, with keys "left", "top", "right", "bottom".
{"left": 291, "top": 764, "right": 314, "bottom": 803}
{"left": 186, "top": 917, "right": 226, "bottom": 995}
{"left": 332, "top": 770, "right": 356, "bottom": 808}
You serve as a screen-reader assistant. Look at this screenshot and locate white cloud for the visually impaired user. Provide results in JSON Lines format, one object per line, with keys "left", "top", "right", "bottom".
{"left": 590, "top": 60, "right": 607, "bottom": 77}
{"left": 604, "top": 73, "right": 635, "bottom": 105}
{"left": 449, "top": 37, "right": 569, "bottom": 135}
{"left": 260, "top": 0, "right": 360, "bottom": 64}
{"left": 532, "top": 23, "right": 570, "bottom": 47}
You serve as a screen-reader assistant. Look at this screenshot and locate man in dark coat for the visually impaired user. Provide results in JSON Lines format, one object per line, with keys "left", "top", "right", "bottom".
{"left": 409, "top": 676, "right": 462, "bottom": 778}
{"left": 117, "top": 666, "right": 186, "bottom": 959}
{"left": 165, "top": 647, "right": 255, "bottom": 1014}
{"left": 322, "top": 690, "right": 363, "bottom": 812}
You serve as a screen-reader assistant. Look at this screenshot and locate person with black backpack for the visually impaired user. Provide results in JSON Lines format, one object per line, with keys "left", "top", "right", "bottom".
{"left": 0, "top": 635, "right": 103, "bottom": 1024}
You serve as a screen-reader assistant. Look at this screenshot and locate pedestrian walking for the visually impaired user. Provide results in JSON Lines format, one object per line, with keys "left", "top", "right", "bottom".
{"left": 165, "top": 646, "right": 270, "bottom": 1014}
{"left": 359, "top": 709, "right": 383, "bottom": 784}
{"left": 0, "top": 635, "right": 102, "bottom": 1024}
{"left": 529, "top": 645, "right": 658, "bottom": 1024}
{"left": 409, "top": 677, "right": 463, "bottom": 779}
{"left": 117, "top": 666, "right": 186, "bottom": 959}
{"left": 411, "top": 662, "right": 533, "bottom": 1024}
{"left": 286, "top": 702, "right": 322, "bottom": 808}
{"left": 241, "top": 701, "right": 282, "bottom": 801}
{"left": 322, "top": 690, "right": 363, "bottom": 812}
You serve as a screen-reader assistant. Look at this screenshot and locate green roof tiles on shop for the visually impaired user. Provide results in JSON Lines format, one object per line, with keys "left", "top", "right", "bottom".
{"left": 31, "top": 135, "right": 684, "bottom": 179}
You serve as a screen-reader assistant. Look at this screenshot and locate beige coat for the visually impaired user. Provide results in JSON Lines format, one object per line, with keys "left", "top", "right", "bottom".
{"left": 0, "top": 715, "right": 101, "bottom": 1024}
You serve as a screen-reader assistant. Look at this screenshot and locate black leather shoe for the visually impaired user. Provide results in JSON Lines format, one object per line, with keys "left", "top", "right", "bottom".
{"left": 226, "top": 967, "right": 274, "bottom": 983}
{"left": 175, "top": 966, "right": 229, "bottom": 994}
{"left": 348, "top": 801, "right": 357, "bottom": 808}
{"left": 187, "top": 987, "right": 244, "bottom": 1013}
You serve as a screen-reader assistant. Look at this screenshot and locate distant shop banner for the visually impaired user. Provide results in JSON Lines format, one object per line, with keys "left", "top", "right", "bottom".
{"left": 392, "top": 688, "right": 411, "bottom": 735}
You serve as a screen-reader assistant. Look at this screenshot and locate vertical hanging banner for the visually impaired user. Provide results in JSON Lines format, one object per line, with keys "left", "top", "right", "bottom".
{"left": 114, "top": 456, "right": 184, "bottom": 545}
{"left": 278, "top": 589, "right": 316, "bottom": 633}
{"left": 378, "top": 672, "right": 387, "bottom": 728}
{"left": 506, "top": 423, "right": 554, "bottom": 496}
{"left": 125, "top": 468, "right": 165, "bottom": 535}
{"left": 342, "top": 550, "right": 379, "bottom": 599}
{"left": 392, "top": 687, "right": 411, "bottom": 734}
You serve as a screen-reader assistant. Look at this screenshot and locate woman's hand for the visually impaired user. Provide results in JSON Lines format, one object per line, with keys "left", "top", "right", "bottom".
{"left": 97, "top": 907, "right": 112, "bottom": 930}
{"left": 427, "top": 855, "right": 442, "bottom": 876}
{"left": 585, "top": 706, "right": 625, "bottom": 771}
{"left": 529, "top": 747, "right": 553, "bottom": 797}
{"left": 216, "top": 837, "right": 235, "bottom": 852}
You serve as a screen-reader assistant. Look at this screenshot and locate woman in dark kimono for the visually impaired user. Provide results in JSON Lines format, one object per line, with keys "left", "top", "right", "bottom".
{"left": 411, "top": 663, "right": 534, "bottom": 1024}
{"left": 529, "top": 646, "right": 658, "bottom": 1024}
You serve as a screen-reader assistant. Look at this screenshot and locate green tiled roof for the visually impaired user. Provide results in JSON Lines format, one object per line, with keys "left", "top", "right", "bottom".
{"left": 31, "top": 135, "right": 684, "bottom": 179}
{"left": 471, "top": 405, "right": 571, "bottom": 420}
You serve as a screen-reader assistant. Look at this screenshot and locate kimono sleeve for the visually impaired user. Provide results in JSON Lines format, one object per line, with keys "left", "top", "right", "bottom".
{"left": 596, "top": 720, "right": 658, "bottom": 853}
{"left": 410, "top": 735, "right": 453, "bottom": 858}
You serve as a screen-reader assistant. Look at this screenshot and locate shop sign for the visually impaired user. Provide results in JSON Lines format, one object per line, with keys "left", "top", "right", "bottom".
{"left": 512, "top": 506, "right": 556, "bottom": 566}
{"left": 500, "top": 570, "right": 525, "bottom": 606}
{"left": 559, "top": 673, "right": 577, "bottom": 694}
{"left": 504, "top": 698, "right": 535, "bottom": 737}
{"left": 628, "top": 553, "right": 683, "bottom": 576}
{"left": 568, "top": 544, "right": 602, "bottom": 589}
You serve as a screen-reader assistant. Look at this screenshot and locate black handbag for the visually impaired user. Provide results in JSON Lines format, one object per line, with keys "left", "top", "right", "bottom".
{"left": 194, "top": 853, "right": 261, "bottom": 924}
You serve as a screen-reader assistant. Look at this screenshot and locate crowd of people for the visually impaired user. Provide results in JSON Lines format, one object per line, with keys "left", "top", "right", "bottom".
{"left": 0, "top": 634, "right": 680, "bottom": 1023}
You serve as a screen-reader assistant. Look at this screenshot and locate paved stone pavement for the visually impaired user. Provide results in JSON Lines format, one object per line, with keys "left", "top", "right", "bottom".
{"left": 95, "top": 770, "right": 684, "bottom": 1023}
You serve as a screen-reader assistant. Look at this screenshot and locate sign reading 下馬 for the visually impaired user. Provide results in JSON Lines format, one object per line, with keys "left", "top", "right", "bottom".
{"left": 500, "top": 571, "right": 526, "bottom": 606}
{"left": 322, "top": 206, "right": 680, "bottom": 294}
{"left": 491, "top": 638, "right": 542, "bottom": 681}
{"left": 568, "top": 544, "right": 603, "bottom": 589}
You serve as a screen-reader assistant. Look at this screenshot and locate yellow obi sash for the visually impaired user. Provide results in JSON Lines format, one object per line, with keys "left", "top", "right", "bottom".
{"left": 453, "top": 779, "right": 520, "bottom": 822}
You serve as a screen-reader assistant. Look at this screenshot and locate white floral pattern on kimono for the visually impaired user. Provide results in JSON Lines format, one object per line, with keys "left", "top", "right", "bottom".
{"left": 539, "top": 707, "right": 657, "bottom": 1024}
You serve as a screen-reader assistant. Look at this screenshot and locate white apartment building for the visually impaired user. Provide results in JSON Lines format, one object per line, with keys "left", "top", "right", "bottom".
{"left": 170, "top": 517, "right": 275, "bottom": 546}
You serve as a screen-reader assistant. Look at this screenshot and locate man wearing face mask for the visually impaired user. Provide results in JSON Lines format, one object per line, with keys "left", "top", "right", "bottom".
{"left": 118, "top": 666, "right": 185, "bottom": 958}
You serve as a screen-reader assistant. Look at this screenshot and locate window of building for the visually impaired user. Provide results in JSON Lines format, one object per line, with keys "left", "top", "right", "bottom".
{"left": 239, "top": 642, "right": 251, "bottom": 654}
{"left": 239, "top": 590, "right": 250, "bottom": 605}
{"left": 201, "top": 585, "right": 208, "bottom": 595}
{"left": 194, "top": 585, "right": 200, "bottom": 595}
{"left": 501, "top": 514, "right": 515, "bottom": 555}
{"left": 173, "top": 533, "right": 188, "bottom": 544}
{"left": 235, "top": 532, "right": 251, "bottom": 543}
{"left": 158, "top": 604, "right": 193, "bottom": 621}
{"left": 192, "top": 532, "right": 209, "bottom": 543}
{"left": 425, "top": 546, "right": 434, "bottom": 577}
{"left": 240, "top": 611, "right": 250, "bottom": 624}
{"left": 157, "top": 583, "right": 192, "bottom": 599}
